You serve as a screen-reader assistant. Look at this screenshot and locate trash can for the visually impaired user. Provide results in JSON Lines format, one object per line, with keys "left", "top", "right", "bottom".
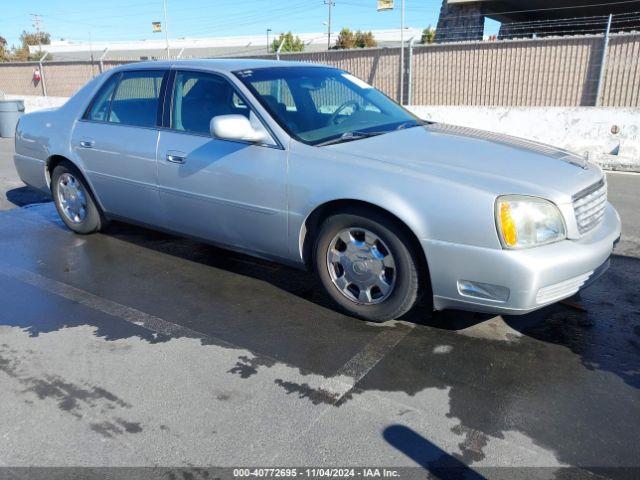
{"left": 0, "top": 100, "right": 25, "bottom": 138}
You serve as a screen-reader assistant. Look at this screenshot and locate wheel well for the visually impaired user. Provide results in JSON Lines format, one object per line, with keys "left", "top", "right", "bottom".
{"left": 45, "top": 154, "right": 104, "bottom": 215}
{"left": 46, "top": 154, "right": 73, "bottom": 185}
{"left": 302, "top": 199, "right": 431, "bottom": 290}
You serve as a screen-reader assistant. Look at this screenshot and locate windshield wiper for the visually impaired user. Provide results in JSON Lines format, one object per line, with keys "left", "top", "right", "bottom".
{"left": 315, "top": 130, "right": 386, "bottom": 147}
{"left": 315, "top": 120, "right": 433, "bottom": 147}
{"left": 395, "top": 119, "right": 433, "bottom": 130}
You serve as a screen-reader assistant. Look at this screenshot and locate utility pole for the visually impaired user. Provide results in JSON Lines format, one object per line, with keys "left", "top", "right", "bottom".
{"left": 89, "top": 31, "right": 95, "bottom": 75}
{"left": 325, "top": 0, "right": 335, "bottom": 50}
{"left": 162, "top": 0, "right": 170, "bottom": 58}
{"left": 267, "top": 28, "right": 272, "bottom": 54}
{"left": 30, "top": 13, "right": 43, "bottom": 52}
{"left": 595, "top": 13, "right": 613, "bottom": 106}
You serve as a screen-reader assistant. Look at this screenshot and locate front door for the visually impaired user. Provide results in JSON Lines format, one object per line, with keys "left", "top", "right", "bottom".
{"left": 157, "top": 70, "right": 288, "bottom": 258}
{"left": 71, "top": 69, "right": 166, "bottom": 226}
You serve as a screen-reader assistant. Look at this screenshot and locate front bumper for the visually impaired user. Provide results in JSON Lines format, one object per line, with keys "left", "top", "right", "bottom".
{"left": 423, "top": 203, "right": 621, "bottom": 315}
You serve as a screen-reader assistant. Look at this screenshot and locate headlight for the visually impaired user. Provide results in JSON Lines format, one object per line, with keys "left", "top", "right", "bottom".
{"left": 495, "top": 195, "right": 566, "bottom": 249}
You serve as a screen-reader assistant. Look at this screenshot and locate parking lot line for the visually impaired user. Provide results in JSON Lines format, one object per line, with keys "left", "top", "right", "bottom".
{"left": 335, "top": 322, "right": 414, "bottom": 389}
{"left": 1, "top": 266, "right": 212, "bottom": 343}
{"left": 267, "top": 323, "right": 415, "bottom": 464}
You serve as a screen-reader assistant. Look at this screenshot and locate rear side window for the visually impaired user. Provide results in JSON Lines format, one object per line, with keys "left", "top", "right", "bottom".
{"left": 108, "top": 70, "right": 164, "bottom": 128}
{"left": 86, "top": 73, "right": 119, "bottom": 122}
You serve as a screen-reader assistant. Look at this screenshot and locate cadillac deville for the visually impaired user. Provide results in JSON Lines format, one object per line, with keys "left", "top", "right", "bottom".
{"left": 14, "top": 60, "right": 621, "bottom": 322}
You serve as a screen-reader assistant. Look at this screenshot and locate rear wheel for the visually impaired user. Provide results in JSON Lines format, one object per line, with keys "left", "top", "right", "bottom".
{"left": 314, "top": 209, "right": 423, "bottom": 322}
{"left": 51, "top": 162, "right": 104, "bottom": 234}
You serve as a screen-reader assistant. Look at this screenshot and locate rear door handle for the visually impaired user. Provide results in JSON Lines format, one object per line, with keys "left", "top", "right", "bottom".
{"left": 166, "top": 151, "right": 187, "bottom": 164}
{"left": 79, "top": 140, "right": 94, "bottom": 148}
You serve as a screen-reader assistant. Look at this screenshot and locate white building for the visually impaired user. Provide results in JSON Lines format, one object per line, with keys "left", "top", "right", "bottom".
{"left": 31, "top": 28, "right": 424, "bottom": 61}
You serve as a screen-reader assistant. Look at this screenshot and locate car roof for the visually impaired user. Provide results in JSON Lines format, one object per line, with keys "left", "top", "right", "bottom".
{"left": 113, "top": 58, "right": 330, "bottom": 73}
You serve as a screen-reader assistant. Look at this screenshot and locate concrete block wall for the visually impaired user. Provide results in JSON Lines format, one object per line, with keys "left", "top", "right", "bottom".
{"left": 435, "top": 0, "right": 485, "bottom": 43}
{"left": 408, "top": 106, "right": 640, "bottom": 171}
{"left": 4, "top": 94, "right": 68, "bottom": 113}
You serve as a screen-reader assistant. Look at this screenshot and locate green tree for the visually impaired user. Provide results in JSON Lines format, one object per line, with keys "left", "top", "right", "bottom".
{"left": 270, "top": 32, "right": 304, "bottom": 53}
{"left": 0, "top": 36, "right": 8, "bottom": 61}
{"left": 334, "top": 29, "right": 377, "bottom": 49}
{"left": 421, "top": 26, "right": 436, "bottom": 44}
{"left": 334, "top": 28, "right": 356, "bottom": 49}
{"left": 10, "top": 30, "right": 51, "bottom": 61}
{"left": 355, "top": 30, "right": 377, "bottom": 48}
{"left": 20, "top": 30, "right": 51, "bottom": 47}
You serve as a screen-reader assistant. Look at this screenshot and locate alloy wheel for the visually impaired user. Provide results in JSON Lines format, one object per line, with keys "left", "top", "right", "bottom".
{"left": 326, "top": 228, "right": 396, "bottom": 305}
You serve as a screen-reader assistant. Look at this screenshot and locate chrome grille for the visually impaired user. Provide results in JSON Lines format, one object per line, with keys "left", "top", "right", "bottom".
{"left": 573, "top": 178, "right": 607, "bottom": 234}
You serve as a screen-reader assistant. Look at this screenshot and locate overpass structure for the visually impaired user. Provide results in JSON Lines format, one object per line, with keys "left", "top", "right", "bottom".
{"left": 436, "top": 0, "right": 640, "bottom": 42}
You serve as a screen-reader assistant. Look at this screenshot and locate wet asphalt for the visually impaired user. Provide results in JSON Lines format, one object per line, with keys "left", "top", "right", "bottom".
{"left": 0, "top": 137, "right": 639, "bottom": 478}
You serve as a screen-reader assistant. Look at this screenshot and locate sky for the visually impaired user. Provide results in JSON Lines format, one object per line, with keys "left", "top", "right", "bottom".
{"left": 0, "top": 0, "right": 496, "bottom": 46}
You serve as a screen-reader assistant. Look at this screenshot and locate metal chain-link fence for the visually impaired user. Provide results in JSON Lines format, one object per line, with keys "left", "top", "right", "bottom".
{"left": 0, "top": 32, "right": 638, "bottom": 107}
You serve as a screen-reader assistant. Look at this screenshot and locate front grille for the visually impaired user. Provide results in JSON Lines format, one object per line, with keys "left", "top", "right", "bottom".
{"left": 573, "top": 178, "right": 607, "bottom": 234}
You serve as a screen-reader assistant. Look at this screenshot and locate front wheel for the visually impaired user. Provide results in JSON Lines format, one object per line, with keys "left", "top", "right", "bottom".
{"left": 314, "top": 210, "right": 423, "bottom": 322}
{"left": 51, "top": 162, "right": 104, "bottom": 234}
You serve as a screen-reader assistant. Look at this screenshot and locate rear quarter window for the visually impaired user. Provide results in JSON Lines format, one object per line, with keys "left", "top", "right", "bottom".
{"left": 85, "top": 73, "right": 119, "bottom": 122}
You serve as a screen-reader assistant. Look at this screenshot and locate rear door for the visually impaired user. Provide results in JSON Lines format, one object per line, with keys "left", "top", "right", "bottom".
{"left": 71, "top": 69, "right": 167, "bottom": 226}
{"left": 156, "top": 69, "right": 288, "bottom": 258}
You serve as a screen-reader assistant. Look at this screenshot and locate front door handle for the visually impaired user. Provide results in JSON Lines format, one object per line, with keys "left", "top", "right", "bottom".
{"left": 166, "top": 151, "right": 187, "bottom": 164}
{"left": 79, "top": 140, "right": 94, "bottom": 148}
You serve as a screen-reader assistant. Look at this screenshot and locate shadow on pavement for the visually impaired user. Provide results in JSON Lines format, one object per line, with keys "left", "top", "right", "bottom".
{"left": 5, "top": 186, "right": 51, "bottom": 208}
{"left": 384, "top": 425, "right": 484, "bottom": 479}
{"left": 0, "top": 272, "right": 173, "bottom": 344}
{"left": 103, "top": 220, "right": 494, "bottom": 331}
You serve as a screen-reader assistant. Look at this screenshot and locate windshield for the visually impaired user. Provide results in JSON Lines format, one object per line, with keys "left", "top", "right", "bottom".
{"left": 234, "top": 66, "right": 422, "bottom": 146}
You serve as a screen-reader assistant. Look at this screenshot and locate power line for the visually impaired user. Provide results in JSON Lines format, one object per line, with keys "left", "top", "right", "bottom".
{"left": 36, "top": 0, "right": 315, "bottom": 40}
{"left": 175, "top": 2, "right": 315, "bottom": 37}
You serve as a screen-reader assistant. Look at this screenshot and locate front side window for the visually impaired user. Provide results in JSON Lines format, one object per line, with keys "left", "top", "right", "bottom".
{"left": 234, "top": 66, "right": 420, "bottom": 146}
{"left": 108, "top": 70, "right": 164, "bottom": 128}
{"left": 171, "top": 71, "right": 251, "bottom": 135}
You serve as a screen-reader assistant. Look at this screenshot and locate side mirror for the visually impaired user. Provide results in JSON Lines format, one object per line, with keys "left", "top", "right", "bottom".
{"left": 210, "top": 114, "right": 269, "bottom": 143}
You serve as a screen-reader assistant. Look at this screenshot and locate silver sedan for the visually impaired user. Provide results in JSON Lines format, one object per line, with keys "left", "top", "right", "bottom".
{"left": 14, "top": 59, "right": 621, "bottom": 322}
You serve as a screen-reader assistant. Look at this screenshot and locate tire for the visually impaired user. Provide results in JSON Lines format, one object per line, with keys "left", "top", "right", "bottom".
{"left": 51, "top": 161, "right": 104, "bottom": 234}
{"left": 314, "top": 208, "right": 424, "bottom": 322}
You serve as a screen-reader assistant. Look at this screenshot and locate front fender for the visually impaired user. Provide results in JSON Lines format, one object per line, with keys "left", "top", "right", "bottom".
{"left": 287, "top": 143, "right": 501, "bottom": 266}
{"left": 294, "top": 191, "right": 429, "bottom": 265}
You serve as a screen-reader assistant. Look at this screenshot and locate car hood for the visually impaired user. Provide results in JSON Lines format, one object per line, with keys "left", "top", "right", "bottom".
{"left": 327, "top": 123, "right": 603, "bottom": 204}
